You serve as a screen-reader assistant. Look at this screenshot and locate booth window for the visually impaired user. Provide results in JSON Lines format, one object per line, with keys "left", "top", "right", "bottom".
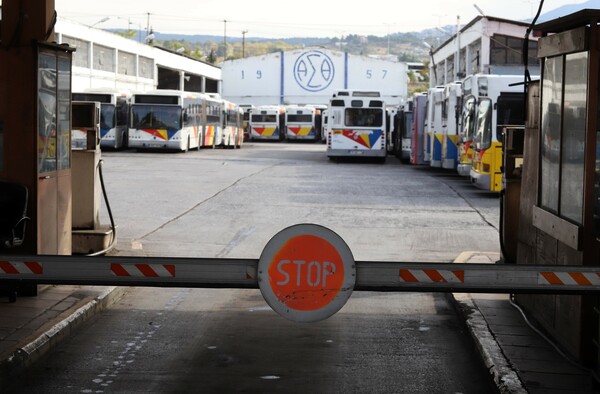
{"left": 540, "top": 52, "right": 588, "bottom": 225}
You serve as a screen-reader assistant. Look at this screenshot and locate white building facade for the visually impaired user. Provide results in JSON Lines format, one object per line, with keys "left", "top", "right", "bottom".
{"left": 55, "top": 18, "right": 221, "bottom": 94}
{"left": 429, "top": 15, "right": 540, "bottom": 87}
{"left": 221, "top": 48, "right": 408, "bottom": 106}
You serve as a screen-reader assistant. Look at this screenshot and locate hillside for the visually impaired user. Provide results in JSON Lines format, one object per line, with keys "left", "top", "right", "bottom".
{"left": 109, "top": 1, "right": 597, "bottom": 64}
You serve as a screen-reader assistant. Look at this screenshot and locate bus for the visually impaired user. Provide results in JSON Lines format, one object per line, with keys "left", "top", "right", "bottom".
{"left": 457, "top": 90, "right": 477, "bottom": 176}
{"left": 285, "top": 105, "right": 320, "bottom": 142}
{"left": 426, "top": 86, "right": 445, "bottom": 167}
{"left": 468, "top": 75, "right": 526, "bottom": 192}
{"left": 441, "top": 82, "right": 462, "bottom": 170}
{"left": 129, "top": 90, "right": 203, "bottom": 151}
{"left": 398, "top": 104, "right": 414, "bottom": 163}
{"left": 249, "top": 105, "right": 286, "bottom": 141}
{"left": 320, "top": 109, "right": 329, "bottom": 143}
{"left": 202, "top": 94, "right": 224, "bottom": 148}
{"left": 326, "top": 90, "right": 386, "bottom": 161}
{"left": 386, "top": 106, "right": 399, "bottom": 156}
{"left": 221, "top": 100, "right": 244, "bottom": 149}
{"left": 72, "top": 89, "right": 131, "bottom": 150}
{"left": 410, "top": 93, "right": 427, "bottom": 165}
{"left": 239, "top": 104, "right": 255, "bottom": 142}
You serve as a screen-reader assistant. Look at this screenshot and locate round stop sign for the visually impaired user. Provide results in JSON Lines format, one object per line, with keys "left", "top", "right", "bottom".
{"left": 258, "top": 224, "right": 355, "bottom": 322}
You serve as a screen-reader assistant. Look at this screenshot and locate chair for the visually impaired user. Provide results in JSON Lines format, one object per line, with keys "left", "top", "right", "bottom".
{"left": 0, "top": 181, "right": 30, "bottom": 303}
{"left": 0, "top": 181, "right": 30, "bottom": 249}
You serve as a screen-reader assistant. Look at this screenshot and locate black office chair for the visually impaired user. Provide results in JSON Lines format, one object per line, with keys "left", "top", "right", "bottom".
{"left": 0, "top": 181, "right": 30, "bottom": 248}
{"left": 0, "top": 181, "right": 30, "bottom": 303}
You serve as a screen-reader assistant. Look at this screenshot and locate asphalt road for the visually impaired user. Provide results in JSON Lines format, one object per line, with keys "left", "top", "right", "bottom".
{"left": 3, "top": 142, "right": 501, "bottom": 393}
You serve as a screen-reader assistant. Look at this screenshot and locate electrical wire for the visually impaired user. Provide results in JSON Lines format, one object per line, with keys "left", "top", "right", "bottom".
{"left": 86, "top": 159, "right": 117, "bottom": 257}
{"left": 508, "top": 294, "right": 600, "bottom": 383}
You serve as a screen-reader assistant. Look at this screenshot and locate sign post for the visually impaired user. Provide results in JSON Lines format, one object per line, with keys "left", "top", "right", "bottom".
{"left": 257, "top": 224, "right": 356, "bottom": 322}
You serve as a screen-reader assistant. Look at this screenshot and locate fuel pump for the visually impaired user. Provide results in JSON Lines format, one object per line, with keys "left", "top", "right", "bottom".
{"left": 499, "top": 125, "right": 524, "bottom": 264}
{"left": 71, "top": 102, "right": 116, "bottom": 254}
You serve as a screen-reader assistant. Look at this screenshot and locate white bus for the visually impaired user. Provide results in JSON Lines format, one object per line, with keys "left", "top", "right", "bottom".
{"left": 285, "top": 105, "right": 320, "bottom": 142}
{"left": 326, "top": 90, "right": 387, "bottom": 161}
{"left": 221, "top": 100, "right": 244, "bottom": 149}
{"left": 249, "top": 105, "right": 286, "bottom": 141}
{"left": 129, "top": 90, "right": 203, "bottom": 151}
{"left": 320, "top": 109, "right": 329, "bottom": 143}
{"left": 72, "top": 89, "right": 131, "bottom": 149}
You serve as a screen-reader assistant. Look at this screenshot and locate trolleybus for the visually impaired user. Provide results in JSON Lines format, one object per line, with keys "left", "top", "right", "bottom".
{"left": 72, "top": 89, "right": 131, "bottom": 149}
{"left": 441, "top": 82, "right": 462, "bottom": 170}
{"left": 399, "top": 104, "right": 414, "bottom": 163}
{"left": 221, "top": 100, "right": 244, "bottom": 149}
{"left": 129, "top": 90, "right": 203, "bottom": 152}
{"left": 468, "top": 75, "right": 526, "bottom": 192}
{"left": 457, "top": 90, "right": 477, "bottom": 176}
{"left": 249, "top": 105, "right": 286, "bottom": 141}
{"left": 410, "top": 93, "right": 427, "bottom": 165}
{"left": 326, "top": 90, "right": 386, "bottom": 161}
{"left": 426, "top": 86, "right": 445, "bottom": 167}
{"left": 285, "top": 105, "right": 320, "bottom": 142}
{"left": 202, "top": 94, "right": 223, "bottom": 148}
{"left": 239, "top": 104, "right": 254, "bottom": 142}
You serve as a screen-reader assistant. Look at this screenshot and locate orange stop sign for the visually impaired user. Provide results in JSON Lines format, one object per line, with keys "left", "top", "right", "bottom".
{"left": 258, "top": 224, "right": 355, "bottom": 322}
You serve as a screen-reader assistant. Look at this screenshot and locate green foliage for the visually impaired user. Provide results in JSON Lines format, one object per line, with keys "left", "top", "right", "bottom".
{"left": 206, "top": 48, "right": 217, "bottom": 64}
{"left": 114, "top": 29, "right": 137, "bottom": 40}
{"left": 150, "top": 32, "right": 431, "bottom": 64}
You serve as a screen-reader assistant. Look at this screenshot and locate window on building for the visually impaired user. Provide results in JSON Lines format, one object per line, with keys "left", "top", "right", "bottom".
{"left": 469, "top": 40, "right": 481, "bottom": 74}
{"left": 62, "top": 35, "right": 89, "bottom": 68}
{"left": 446, "top": 56, "right": 454, "bottom": 83}
{"left": 540, "top": 52, "right": 588, "bottom": 225}
{"left": 139, "top": 56, "right": 154, "bottom": 79}
{"left": 118, "top": 51, "right": 136, "bottom": 76}
{"left": 94, "top": 44, "right": 115, "bottom": 72}
{"left": 490, "top": 34, "right": 539, "bottom": 66}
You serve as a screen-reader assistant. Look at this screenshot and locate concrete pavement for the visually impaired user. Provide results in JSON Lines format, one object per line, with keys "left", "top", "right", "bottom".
{"left": 452, "top": 251, "right": 597, "bottom": 394}
{"left": 0, "top": 253, "right": 598, "bottom": 392}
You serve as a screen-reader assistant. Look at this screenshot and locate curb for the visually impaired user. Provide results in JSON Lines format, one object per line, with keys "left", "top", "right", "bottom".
{"left": 0, "top": 286, "right": 127, "bottom": 383}
{"left": 451, "top": 251, "right": 526, "bottom": 393}
{"left": 450, "top": 292, "right": 527, "bottom": 394}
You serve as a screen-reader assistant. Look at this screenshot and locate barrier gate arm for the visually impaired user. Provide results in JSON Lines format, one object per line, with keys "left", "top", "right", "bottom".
{"left": 2, "top": 255, "right": 600, "bottom": 295}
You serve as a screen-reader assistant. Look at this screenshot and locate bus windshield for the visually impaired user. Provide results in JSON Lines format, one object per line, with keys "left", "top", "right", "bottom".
{"left": 252, "top": 114, "right": 277, "bottom": 123}
{"left": 287, "top": 114, "right": 313, "bottom": 123}
{"left": 461, "top": 97, "right": 476, "bottom": 142}
{"left": 100, "top": 104, "right": 115, "bottom": 130}
{"left": 474, "top": 99, "right": 492, "bottom": 150}
{"left": 131, "top": 105, "right": 182, "bottom": 130}
{"left": 344, "top": 108, "right": 383, "bottom": 127}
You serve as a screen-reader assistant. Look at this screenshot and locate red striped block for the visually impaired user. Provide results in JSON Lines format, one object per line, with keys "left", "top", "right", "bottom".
{"left": 399, "top": 269, "right": 465, "bottom": 284}
{"left": 111, "top": 263, "right": 175, "bottom": 278}
{"left": 539, "top": 272, "right": 600, "bottom": 286}
{"left": 0, "top": 261, "right": 43, "bottom": 275}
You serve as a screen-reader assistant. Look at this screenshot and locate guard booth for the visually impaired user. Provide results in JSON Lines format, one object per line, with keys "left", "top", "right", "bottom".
{"left": 515, "top": 9, "right": 600, "bottom": 371}
{"left": 0, "top": 1, "right": 74, "bottom": 259}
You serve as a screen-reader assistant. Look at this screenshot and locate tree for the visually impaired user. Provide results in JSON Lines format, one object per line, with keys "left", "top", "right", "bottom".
{"left": 206, "top": 48, "right": 217, "bottom": 64}
{"left": 114, "top": 29, "right": 137, "bottom": 40}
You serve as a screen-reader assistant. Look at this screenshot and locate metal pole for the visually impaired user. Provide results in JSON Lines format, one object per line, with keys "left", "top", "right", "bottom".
{"left": 242, "top": 30, "right": 248, "bottom": 58}
{"left": 223, "top": 19, "right": 227, "bottom": 61}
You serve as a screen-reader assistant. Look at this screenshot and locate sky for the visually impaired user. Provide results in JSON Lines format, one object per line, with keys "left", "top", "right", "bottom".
{"left": 54, "top": 0, "right": 587, "bottom": 39}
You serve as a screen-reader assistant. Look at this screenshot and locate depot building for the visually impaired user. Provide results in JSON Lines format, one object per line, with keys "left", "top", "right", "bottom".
{"left": 221, "top": 48, "right": 408, "bottom": 106}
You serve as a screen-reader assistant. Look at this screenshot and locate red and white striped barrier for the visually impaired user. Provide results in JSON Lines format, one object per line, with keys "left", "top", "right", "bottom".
{"left": 0, "top": 261, "right": 43, "bottom": 275}
{"left": 111, "top": 263, "right": 175, "bottom": 278}
{"left": 539, "top": 271, "right": 600, "bottom": 286}
{"left": 399, "top": 269, "right": 465, "bottom": 284}
{"left": 0, "top": 261, "right": 44, "bottom": 275}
